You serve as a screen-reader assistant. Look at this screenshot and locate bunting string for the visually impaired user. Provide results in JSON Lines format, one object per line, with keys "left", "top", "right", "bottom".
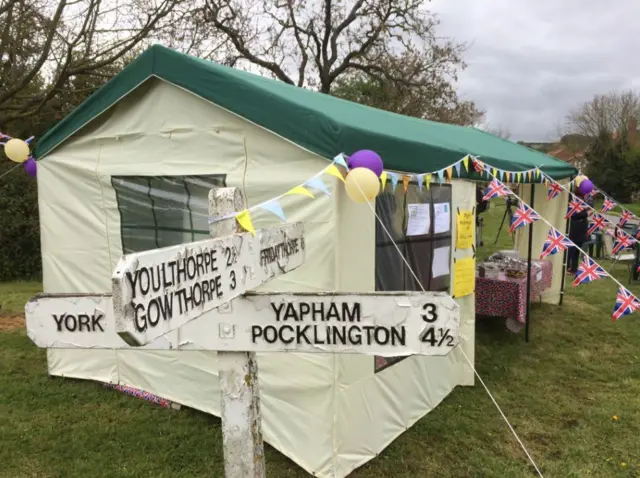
{"left": 536, "top": 170, "right": 638, "bottom": 248}
{"left": 477, "top": 160, "right": 640, "bottom": 320}
{"left": 209, "top": 151, "right": 547, "bottom": 236}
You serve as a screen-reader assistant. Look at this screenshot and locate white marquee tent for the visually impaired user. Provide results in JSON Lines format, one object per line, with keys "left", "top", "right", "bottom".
{"left": 32, "top": 45, "right": 575, "bottom": 476}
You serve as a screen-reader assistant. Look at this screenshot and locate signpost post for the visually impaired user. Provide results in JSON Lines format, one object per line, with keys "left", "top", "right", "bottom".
{"left": 24, "top": 187, "right": 462, "bottom": 478}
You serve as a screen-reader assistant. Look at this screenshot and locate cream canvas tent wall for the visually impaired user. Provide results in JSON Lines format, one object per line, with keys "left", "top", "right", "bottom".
{"left": 33, "top": 45, "right": 577, "bottom": 477}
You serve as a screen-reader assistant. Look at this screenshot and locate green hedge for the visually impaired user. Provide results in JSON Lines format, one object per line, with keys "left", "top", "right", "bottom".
{"left": 0, "top": 157, "right": 41, "bottom": 281}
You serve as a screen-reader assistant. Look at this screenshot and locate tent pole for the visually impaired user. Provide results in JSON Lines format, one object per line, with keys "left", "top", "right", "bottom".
{"left": 558, "top": 174, "right": 575, "bottom": 306}
{"left": 525, "top": 184, "right": 536, "bottom": 343}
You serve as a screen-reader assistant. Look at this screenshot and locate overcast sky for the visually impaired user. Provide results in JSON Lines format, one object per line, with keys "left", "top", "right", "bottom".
{"left": 430, "top": 0, "right": 640, "bottom": 142}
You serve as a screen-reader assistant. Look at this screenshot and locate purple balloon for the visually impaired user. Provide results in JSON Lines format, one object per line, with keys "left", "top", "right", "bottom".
{"left": 24, "top": 157, "right": 37, "bottom": 177}
{"left": 347, "top": 150, "right": 384, "bottom": 177}
{"left": 578, "top": 179, "right": 593, "bottom": 196}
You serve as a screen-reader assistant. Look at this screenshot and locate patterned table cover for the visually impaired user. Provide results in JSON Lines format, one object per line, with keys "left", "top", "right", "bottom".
{"left": 475, "top": 260, "right": 553, "bottom": 325}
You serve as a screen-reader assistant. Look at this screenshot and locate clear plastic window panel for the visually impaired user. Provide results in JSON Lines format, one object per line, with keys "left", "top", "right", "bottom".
{"left": 112, "top": 175, "right": 227, "bottom": 254}
{"left": 374, "top": 181, "right": 452, "bottom": 373}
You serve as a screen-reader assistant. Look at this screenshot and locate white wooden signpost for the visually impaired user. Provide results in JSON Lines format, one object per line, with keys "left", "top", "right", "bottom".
{"left": 25, "top": 187, "right": 461, "bottom": 478}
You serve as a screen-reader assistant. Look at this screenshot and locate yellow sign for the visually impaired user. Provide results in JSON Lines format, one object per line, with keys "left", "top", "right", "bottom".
{"left": 456, "top": 209, "right": 474, "bottom": 249}
{"left": 453, "top": 257, "right": 476, "bottom": 298}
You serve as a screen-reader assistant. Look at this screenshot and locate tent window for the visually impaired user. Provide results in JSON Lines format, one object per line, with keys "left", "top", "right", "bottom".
{"left": 374, "top": 182, "right": 453, "bottom": 373}
{"left": 111, "top": 175, "right": 226, "bottom": 254}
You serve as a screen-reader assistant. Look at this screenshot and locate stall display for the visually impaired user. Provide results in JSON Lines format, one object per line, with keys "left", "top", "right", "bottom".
{"left": 475, "top": 252, "right": 553, "bottom": 331}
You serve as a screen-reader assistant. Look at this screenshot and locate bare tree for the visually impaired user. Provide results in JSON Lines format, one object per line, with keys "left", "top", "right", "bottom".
{"left": 191, "top": 0, "right": 476, "bottom": 111}
{"left": 566, "top": 90, "right": 640, "bottom": 138}
{"left": 475, "top": 122, "right": 511, "bottom": 140}
{"left": 331, "top": 51, "right": 483, "bottom": 125}
{"left": 0, "top": 0, "right": 190, "bottom": 125}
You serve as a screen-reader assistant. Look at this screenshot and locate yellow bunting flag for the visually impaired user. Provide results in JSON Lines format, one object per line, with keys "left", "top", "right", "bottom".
{"left": 235, "top": 209, "right": 255, "bottom": 236}
{"left": 324, "top": 164, "right": 345, "bottom": 182}
{"left": 402, "top": 174, "right": 411, "bottom": 193}
{"left": 286, "top": 185, "right": 314, "bottom": 198}
{"left": 462, "top": 155, "right": 470, "bottom": 172}
{"left": 517, "top": 172, "right": 522, "bottom": 183}
{"left": 492, "top": 168, "right": 497, "bottom": 178}
{"left": 425, "top": 173, "right": 432, "bottom": 190}
{"left": 380, "top": 171, "right": 388, "bottom": 190}
{"left": 526, "top": 170, "right": 531, "bottom": 182}
{"left": 536, "top": 168, "right": 541, "bottom": 180}
{"left": 445, "top": 167, "right": 453, "bottom": 182}
{"left": 506, "top": 172, "right": 511, "bottom": 183}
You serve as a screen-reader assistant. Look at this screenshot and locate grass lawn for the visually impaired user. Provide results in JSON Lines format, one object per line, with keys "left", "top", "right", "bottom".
{"left": 2, "top": 201, "right": 640, "bottom": 477}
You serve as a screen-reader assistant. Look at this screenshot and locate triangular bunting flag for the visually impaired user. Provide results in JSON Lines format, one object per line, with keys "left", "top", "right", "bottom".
{"left": 565, "top": 198, "right": 585, "bottom": 219}
{"left": 612, "top": 229, "right": 635, "bottom": 255}
{"left": 417, "top": 173, "right": 425, "bottom": 192}
{"left": 235, "top": 209, "right": 256, "bottom": 236}
{"left": 482, "top": 178, "right": 512, "bottom": 201}
{"left": 472, "top": 157, "right": 485, "bottom": 174}
{"left": 587, "top": 213, "right": 607, "bottom": 235}
{"left": 516, "top": 172, "right": 522, "bottom": 183}
{"left": 506, "top": 171, "right": 511, "bottom": 183}
{"left": 536, "top": 169, "right": 541, "bottom": 180}
{"left": 425, "top": 173, "right": 432, "bottom": 191}
{"left": 547, "top": 181, "right": 563, "bottom": 201}
{"left": 601, "top": 198, "right": 617, "bottom": 213}
{"left": 491, "top": 168, "right": 497, "bottom": 178}
{"left": 618, "top": 210, "right": 633, "bottom": 228}
{"left": 463, "top": 155, "right": 470, "bottom": 172}
{"left": 402, "top": 175, "right": 411, "bottom": 193}
{"left": 333, "top": 154, "right": 349, "bottom": 169}
{"left": 572, "top": 256, "right": 608, "bottom": 287}
{"left": 540, "top": 228, "right": 572, "bottom": 259}
{"left": 305, "top": 177, "right": 330, "bottom": 196}
{"left": 445, "top": 167, "right": 453, "bottom": 182}
{"left": 527, "top": 170, "right": 532, "bottom": 182}
{"left": 613, "top": 287, "right": 640, "bottom": 321}
{"left": 509, "top": 203, "right": 541, "bottom": 233}
{"left": 454, "top": 162, "right": 461, "bottom": 177}
{"left": 437, "top": 170, "right": 444, "bottom": 184}
{"left": 259, "top": 200, "right": 286, "bottom": 221}
{"left": 286, "top": 185, "right": 315, "bottom": 198}
{"left": 380, "top": 171, "right": 388, "bottom": 190}
{"left": 324, "top": 164, "right": 345, "bottom": 182}
{"left": 389, "top": 172, "right": 399, "bottom": 192}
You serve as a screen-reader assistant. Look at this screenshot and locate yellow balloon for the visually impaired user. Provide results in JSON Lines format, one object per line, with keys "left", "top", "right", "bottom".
{"left": 575, "top": 175, "right": 585, "bottom": 186}
{"left": 344, "top": 167, "right": 380, "bottom": 203}
{"left": 4, "top": 138, "right": 30, "bottom": 163}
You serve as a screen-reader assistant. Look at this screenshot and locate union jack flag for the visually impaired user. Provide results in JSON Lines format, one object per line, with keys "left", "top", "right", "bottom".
{"left": 571, "top": 256, "right": 608, "bottom": 287}
{"left": 540, "top": 228, "right": 573, "bottom": 259}
{"left": 612, "top": 229, "right": 635, "bottom": 255}
{"left": 472, "top": 157, "right": 486, "bottom": 174}
{"left": 601, "top": 198, "right": 617, "bottom": 213}
{"left": 587, "top": 213, "right": 608, "bottom": 235}
{"left": 584, "top": 189, "right": 598, "bottom": 201}
{"left": 482, "top": 178, "right": 511, "bottom": 201}
{"left": 565, "top": 198, "right": 585, "bottom": 219}
{"left": 509, "top": 203, "right": 541, "bottom": 233}
{"left": 547, "top": 182, "right": 564, "bottom": 201}
{"left": 612, "top": 287, "right": 640, "bottom": 321}
{"left": 617, "top": 209, "right": 634, "bottom": 228}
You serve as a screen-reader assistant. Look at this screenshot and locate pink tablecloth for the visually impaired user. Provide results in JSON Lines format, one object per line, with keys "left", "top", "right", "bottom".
{"left": 475, "top": 260, "right": 553, "bottom": 324}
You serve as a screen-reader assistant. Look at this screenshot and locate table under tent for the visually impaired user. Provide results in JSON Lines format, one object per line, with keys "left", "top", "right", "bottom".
{"left": 32, "top": 45, "right": 577, "bottom": 477}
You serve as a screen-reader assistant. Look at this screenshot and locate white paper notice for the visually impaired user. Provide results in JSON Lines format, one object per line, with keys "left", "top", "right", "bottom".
{"left": 432, "top": 246, "right": 450, "bottom": 278}
{"left": 406, "top": 203, "right": 431, "bottom": 236}
{"left": 434, "top": 202, "right": 451, "bottom": 234}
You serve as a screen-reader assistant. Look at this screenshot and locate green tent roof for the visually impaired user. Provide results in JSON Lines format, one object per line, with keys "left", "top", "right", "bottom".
{"left": 35, "top": 45, "right": 576, "bottom": 179}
